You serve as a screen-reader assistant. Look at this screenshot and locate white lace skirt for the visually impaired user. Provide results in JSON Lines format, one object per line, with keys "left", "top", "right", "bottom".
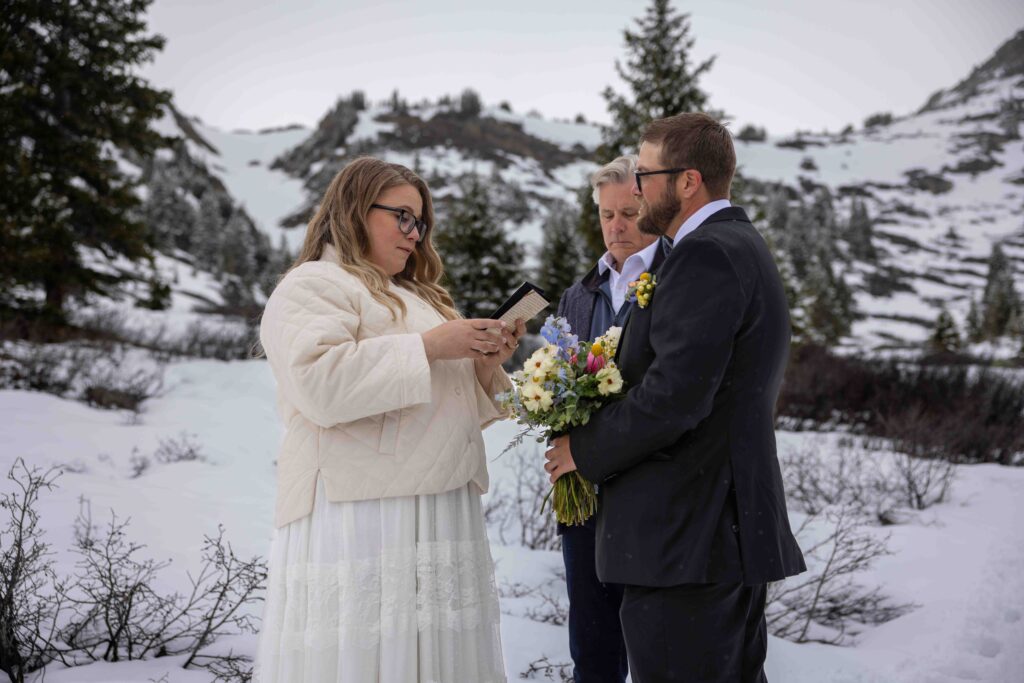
{"left": 252, "top": 476, "right": 506, "bottom": 683}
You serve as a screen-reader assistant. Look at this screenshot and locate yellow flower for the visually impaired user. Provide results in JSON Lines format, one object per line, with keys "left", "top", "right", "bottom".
{"left": 590, "top": 341, "right": 604, "bottom": 356}
{"left": 596, "top": 366, "right": 624, "bottom": 395}
{"left": 640, "top": 273, "right": 651, "bottom": 281}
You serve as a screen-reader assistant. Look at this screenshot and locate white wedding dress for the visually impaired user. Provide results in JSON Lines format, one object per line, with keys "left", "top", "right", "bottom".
{"left": 253, "top": 475, "right": 506, "bottom": 682}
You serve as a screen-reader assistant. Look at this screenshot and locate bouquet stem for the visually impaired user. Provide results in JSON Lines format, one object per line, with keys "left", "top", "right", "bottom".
{"left": 542, "top": 472, "right": 597, "bottom": 526}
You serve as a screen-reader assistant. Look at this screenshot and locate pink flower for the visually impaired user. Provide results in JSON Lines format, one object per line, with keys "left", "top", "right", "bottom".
{"left": 586, "top": 352, "right": 606, "bottom": 374}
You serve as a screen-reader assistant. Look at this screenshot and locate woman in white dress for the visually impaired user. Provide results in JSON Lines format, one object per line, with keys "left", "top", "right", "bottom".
{"left": 253, "top": 157, "right": 522, "bottom": 682}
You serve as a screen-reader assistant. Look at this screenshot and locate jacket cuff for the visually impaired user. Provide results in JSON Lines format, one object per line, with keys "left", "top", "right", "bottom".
{"left": 398, "top": 333, "right": 433, "bottom": 406}
{"left": 476, "top": 366, "right": 512, "bottom": 429}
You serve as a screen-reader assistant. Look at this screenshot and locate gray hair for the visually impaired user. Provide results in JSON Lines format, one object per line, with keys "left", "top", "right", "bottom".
{"left": 590, "top": 155, "right": 637, "bottom": 205}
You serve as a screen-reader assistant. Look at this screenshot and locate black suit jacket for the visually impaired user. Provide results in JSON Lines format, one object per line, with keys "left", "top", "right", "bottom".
{"left": 571, "top": 206, "right": 806, "bottom": 587}
{"left": 554, "top": 244, "right": 667, "bottom": 534}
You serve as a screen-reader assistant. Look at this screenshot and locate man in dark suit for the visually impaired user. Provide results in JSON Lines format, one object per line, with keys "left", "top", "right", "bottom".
{"left": 555, "top": 155, "right": 665, "bottom": 683}
{"left": 544, "top": 113, "right": 806, "bottom": 683}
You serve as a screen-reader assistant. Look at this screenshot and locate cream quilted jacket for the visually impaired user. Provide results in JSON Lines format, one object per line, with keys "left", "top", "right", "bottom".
{"left": 260, "top": 248, "right": 512, "bottom": 528}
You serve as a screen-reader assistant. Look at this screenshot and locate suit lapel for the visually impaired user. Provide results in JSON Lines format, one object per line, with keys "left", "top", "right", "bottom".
{"left": 614, "top": 241, "right": 668, "bottom": 363}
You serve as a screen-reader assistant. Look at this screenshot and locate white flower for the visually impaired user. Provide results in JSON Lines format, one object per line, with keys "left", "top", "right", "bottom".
{"left": 596, "top": 366, "right": 624, "bottom": 396}
{"left": 521, "top": 382, "right": 554, "bottom": 412}
{"left": 524, "top": 344, "right": 557, "bottom": 378}
{"left": 597, "top": 326, "right": 622, "bottom": 357}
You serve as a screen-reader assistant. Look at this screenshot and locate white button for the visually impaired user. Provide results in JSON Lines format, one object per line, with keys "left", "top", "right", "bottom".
{"left": 455, "top": 386, "right": 462, "bottom": 396}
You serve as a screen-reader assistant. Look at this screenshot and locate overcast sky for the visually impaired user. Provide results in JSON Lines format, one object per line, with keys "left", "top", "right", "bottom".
{"left": 141, "top": 0, "right": 1024, "bottom": 136}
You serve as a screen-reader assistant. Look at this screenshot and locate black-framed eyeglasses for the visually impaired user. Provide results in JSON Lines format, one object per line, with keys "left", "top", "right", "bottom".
{"left": 634, "top": 167, "right": 693, "bottom": 192}
{"left": 370, "top": 203, "right": 429, "bottom": 242}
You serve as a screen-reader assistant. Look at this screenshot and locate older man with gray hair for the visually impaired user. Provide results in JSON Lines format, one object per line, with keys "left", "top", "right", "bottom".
{"left": 553, "top": 154, "right": 665, "bottom": 683}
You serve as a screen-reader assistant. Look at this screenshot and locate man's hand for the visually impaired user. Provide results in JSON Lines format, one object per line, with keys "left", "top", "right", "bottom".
{"left": 544, "top": 434, "right": 577, "bottom": 484}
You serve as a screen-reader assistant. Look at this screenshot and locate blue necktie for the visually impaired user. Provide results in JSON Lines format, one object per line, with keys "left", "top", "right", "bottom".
{"left": 661, "top": 235, "right": 673, "bottom": 256}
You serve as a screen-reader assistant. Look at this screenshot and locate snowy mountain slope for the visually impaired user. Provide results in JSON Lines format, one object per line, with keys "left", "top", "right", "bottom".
{"left": 3, "top": 361, "right": 1023, "bottom": 682}
{"left": 736, "top": 70, "right": 1024, "bottom": 349}
{"left": 137, "top": 32, "right": 1023, "bottom": 352}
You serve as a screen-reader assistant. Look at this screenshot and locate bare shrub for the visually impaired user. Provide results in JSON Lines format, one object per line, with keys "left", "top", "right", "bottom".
{"left": 767, "top": 505, "right": 913, "bottom": 645}
{"left": 0, "top": 342, "right": 92, "bottom": 396}
{"left": 520, "top": 655, "right": 572, "bottom": 681}
{"left": 154, "top": 432, "right": 207, "bottom": 464}
{"left": 781, "top": 437, "right": 900, "bottom": 523}
{"left": 0, "top": 341, "right": 165, "bottom": 415}
{"left": 778, "top": 345, "right": 1024, "bottom": 464}
{"left": 497, "top": 580, "right": 535, "bottom": 599}
{"left": 892, "top": 451, "right": 956, "bottom": 511}
{"left": 0, "top": 460, "right": 267, "bottom": 681}
{"left": 0, "top": 459, "right": 63, "bottom": 683}
{"left": 484, "top": 442, "right": 559, "bottom": 551}
{"left": 174, "top": 320, "right": 258, "bottom": 361}
{"left": 128, "top": 450, "right": 151, "bottom": 479}
{"left": 74, "top": 307, "right": 257, "bottom": 361}
{"left": 82, "top": 364, "right": 164, "bottom": 412}
{"left": 197, "top": 650, "right": 254, "bottom": 682}
{"left": 523, "top": 584, "right": 569, "bottom": 626}
{"left": 876, "top": 410, "right": 957, "bottom": 510}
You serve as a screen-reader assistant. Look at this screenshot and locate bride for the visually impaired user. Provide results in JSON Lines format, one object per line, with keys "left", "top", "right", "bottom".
{"left": 253, "top": 156, "right": 522, "bottom": 682}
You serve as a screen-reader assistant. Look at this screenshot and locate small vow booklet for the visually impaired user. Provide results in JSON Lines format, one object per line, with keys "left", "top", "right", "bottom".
{"left": 490, "top": 282, "right": 550, "bottom": 326}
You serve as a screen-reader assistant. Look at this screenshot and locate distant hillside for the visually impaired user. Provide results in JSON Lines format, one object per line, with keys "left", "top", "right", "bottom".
{"left": 137, "top": 31, "right": 1023, "bottom": 354}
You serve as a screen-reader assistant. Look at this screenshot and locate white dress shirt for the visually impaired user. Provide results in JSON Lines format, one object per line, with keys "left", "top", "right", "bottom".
{"left": 596, "top": 238, "right": 662, "bottom": 313}
{"left": 666, "top": 199, "right": 733, "bottom": 248}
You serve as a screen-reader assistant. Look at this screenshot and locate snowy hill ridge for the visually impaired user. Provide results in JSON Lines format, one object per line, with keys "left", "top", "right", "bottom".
{"left": 150, "top": 31, "right": 1024, "bottom": 353}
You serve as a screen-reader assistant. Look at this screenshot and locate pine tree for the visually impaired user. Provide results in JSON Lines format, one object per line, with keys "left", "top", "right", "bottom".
{"left": 220, "top": 207, "right": 258, "bottom": 284}
{"left": 764, "top": 186, "right": 790, "bottom": 237}
{"left": 144, "top": 171, "right": 197, "bottom": 253}
{"left": 459, "top": 89, "right": 482, "bottom": 118}
{"left": 765, "top": 234, "right": 809, "bottom": 344}
{"left": 981, "top": 243, "right": 1021, "bottom": 339}
{"left": 258, "top": 234, "right": 292, "bottom": 297}
{"left": 928, "top": 308, "right": 962, "bottom": 354}
{"left": 804, "top": 254, "right": 854, "bottom": 346}
{"left": 536, "top": 200, "right": 589, "bottom": 302}
{"left": 807, "top": 188, "right": 840, "bottom": 256}
{"left": 846, "top": 198, "right": 876, "bottom": 261}
{"left": 0, "top": 0, "right": 171, "bottom": 322}
{"left": 576, "top": 0, "right": 715, "bottom": 260}
{"left": 966, "top": 295, "right": 985, "bottom": 343}
{"left": 193, "top": 191, "right": 225, "bottom": 274}
{"left": 574, "top": 181, "right": 606, "bottom": 264}
{"left": 600, "top": 0, "right": 714, "bottom": 161}
{"left": 435, "top": 174, "right": 524, "bottom": 318}
{"left": 781, "top": 204, "right": 815, "bottom": 280}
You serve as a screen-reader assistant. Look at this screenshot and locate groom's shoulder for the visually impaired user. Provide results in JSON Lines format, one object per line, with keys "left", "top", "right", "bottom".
{"left": 698, "top": 206, "right": 769, "bottom": 252}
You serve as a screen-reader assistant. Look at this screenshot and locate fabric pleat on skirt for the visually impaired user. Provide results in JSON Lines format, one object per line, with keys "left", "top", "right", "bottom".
{"left": 252, "top": 475, "right": 506, "bottom": 683}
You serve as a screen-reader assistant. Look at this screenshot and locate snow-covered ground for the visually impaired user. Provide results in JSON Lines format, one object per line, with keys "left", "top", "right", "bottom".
{"left": 2, "top": 357, "right": 1023, "bottom": 682}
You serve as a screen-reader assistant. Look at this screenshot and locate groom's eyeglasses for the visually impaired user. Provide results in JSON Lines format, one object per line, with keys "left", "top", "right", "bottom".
{"left": 634, "top": 167, "right": 693, "bottom": 192}
{"left": 370, "top": 204, "right": 429, "bottom": 242}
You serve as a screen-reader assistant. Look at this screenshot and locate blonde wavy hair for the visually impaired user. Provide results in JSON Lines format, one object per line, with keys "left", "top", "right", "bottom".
{"left": 290, "top": 156, "right": 459, "bottom": 322}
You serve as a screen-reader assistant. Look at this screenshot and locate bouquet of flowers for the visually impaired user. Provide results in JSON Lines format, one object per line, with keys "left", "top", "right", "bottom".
{"left": 497, "top": 316, "right": 625, "bottom": 526}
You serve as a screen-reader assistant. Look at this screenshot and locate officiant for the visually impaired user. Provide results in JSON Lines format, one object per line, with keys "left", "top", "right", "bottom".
{"left": 554, "top": 155, "right": 665, "bottom": 683}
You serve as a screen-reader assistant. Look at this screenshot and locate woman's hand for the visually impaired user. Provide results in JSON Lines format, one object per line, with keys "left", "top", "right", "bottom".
{"left": 421, "top": 318, "right": 509, "bottom": 362}
{"left": 474, "top": 318, "right": 526, "bottom": 371}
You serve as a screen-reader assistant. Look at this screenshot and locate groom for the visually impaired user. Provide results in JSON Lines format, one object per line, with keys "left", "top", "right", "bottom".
{"left": 544, "top": 113, "right": 806, "bottom": 682}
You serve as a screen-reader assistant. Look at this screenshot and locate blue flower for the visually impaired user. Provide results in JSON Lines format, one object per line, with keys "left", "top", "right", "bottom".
{"left": 540, "top": 315, "right": 580, "bottom": 361}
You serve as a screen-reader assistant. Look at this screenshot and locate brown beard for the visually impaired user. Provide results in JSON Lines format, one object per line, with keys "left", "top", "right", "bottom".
{"left": 638, "top": 182, "right": 681, "bottom": 236}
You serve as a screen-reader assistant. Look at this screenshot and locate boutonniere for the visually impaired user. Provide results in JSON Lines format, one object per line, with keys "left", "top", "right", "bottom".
{"left": 626, "top": 272, "right": 657, "bottom": 308}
